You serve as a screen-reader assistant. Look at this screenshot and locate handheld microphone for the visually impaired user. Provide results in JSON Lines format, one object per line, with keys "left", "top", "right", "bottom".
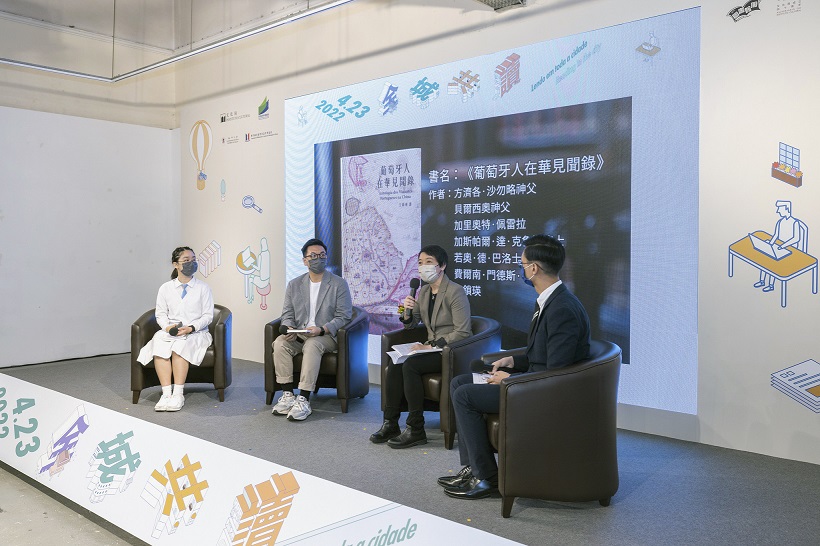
{"left": 471, "top": 359, "right": 493, "bottom": 373}
{"left": 403, "top": 278, "right": 421, "bottom": 320}
{"left": 169, "top": 323, "right": 182, "bottom": 336}
{"left": 433, "top": 337, "right": 447, "bottom": 348}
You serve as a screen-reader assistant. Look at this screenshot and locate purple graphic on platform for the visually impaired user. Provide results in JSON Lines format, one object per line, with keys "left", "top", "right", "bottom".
{"left": 37, "top": 405, "right": 90, "bottom": 477}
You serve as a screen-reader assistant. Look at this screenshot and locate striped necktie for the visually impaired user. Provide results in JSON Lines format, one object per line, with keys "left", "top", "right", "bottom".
{"left": 181, "top": 284, "right": 189, "bottom": 299}
{"left": 529, "top": 302, "right": 540, "bottom": 334}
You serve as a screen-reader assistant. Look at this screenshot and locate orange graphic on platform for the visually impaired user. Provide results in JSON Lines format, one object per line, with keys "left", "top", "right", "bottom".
{"left": 141, "top": 454, "right": 209, "bottom": 538}
{"left": 219, "top": 471, "right": 301, "bottom": 546}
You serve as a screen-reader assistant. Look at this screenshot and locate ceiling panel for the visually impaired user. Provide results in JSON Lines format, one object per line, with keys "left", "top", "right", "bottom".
{"left": 0, "top": 0, "right": 313, "bottom": 51}
{"left": 0, "top": 0, "right": 114, "bottom": 35}
{"left": 0, "top": 1, "right": 519, "bottom": 80}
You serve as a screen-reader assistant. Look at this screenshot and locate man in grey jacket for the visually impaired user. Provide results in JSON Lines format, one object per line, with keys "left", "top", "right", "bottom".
{"left": 272, "top": 238, "right": 353, "bottom": 421}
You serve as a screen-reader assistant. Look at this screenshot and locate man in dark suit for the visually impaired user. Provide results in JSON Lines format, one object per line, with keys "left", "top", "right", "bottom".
{"left": 439, "top": 234, "right": 591, "bottom": 499}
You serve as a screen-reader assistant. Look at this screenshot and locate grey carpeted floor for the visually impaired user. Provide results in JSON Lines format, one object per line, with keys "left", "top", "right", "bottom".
{"left": 3, "top": 355, "right": 820, "bottom": 546}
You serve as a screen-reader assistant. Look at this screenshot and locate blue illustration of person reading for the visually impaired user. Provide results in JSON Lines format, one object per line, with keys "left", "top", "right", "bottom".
{"left": 754, "top": 200, "right": 807, "bottom": 292}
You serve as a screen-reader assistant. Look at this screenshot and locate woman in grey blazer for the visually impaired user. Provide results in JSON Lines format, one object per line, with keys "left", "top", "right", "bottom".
{"left": 370, "top": 245, "right": 472, "bottom": 449}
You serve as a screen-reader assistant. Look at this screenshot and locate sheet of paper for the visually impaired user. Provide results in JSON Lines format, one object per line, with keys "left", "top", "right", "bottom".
{"left": 472, "top": 373, "right": 491, "bottom": 385}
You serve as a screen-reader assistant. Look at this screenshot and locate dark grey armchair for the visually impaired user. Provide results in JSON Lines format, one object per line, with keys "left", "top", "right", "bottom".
{"left": 264, "top": 306, "right": 370, "bottom": 413}
{"left": 380, "top": 316, "right": 502, "bottom": 449}
{"left": 131, "top": 304, "right": 232, "bottom": 403}
{"left": 482, "top": 340, "right": 622, "bottom": 517}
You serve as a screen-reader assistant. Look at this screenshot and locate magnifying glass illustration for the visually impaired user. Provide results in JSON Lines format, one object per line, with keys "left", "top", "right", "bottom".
{"left": 242, "top": 195, "right": 263, "bottom": 213}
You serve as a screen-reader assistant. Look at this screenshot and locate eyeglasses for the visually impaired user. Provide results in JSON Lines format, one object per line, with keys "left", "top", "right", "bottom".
{"left": 306, "top": 252, "right": 327, "bottom": 260}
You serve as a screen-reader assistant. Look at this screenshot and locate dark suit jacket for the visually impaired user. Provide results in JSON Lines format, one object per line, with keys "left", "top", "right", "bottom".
{"left": 404, "top": 274, "right": 472, "bottom": 345}
{"left": 512, "top": 283, "right": 591, "bottom": 373}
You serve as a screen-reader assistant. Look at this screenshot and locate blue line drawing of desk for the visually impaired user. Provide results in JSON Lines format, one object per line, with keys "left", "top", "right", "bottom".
{"left": 728, "top": 230, "right": 818, "bottom": 308}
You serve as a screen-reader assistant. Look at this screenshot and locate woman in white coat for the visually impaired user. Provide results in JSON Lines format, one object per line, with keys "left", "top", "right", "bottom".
{"left": 137, "top": 246, "right": 214, "bottom": 412}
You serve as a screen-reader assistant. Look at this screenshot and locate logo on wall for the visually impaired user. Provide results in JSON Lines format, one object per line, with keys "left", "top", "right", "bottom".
{"left": 771, "top": 360, "right": 820, "bottom": 412}
{"left": 219, "top": 471, "right": 300, "bottom": 545}
{"left": 37, "top": 405, "right": 90, "bottom": 478}
{"left": 447, "top": 69, "right": 480, "bottom": 102}
{"left": 221, "top": 110, "right": 251, "bottom": 123}
{"left": 189, "top": 120, "right": 213, "bottom": 191}
{"left": 87, "top": 431, "right": 141, "bottom": 503}
{"left": 772, "top": 142, "right": 803, "bottom": 187}
{"left": 728, "top": 0, "right": 761, "bottom": 22}
{"left": 142, "top": 454, "right": 209, "bottom": 539}
{"left": 245, "top": 130, "right": 275, "bottom": 142}
{"left": 494, "top": 53, "right": 521, "bottom": 98}
{"left": 258, "top": 97, "right": 270, "bottom": 120}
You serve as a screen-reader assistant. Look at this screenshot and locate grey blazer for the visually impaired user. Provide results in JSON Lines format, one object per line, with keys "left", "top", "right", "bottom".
{"left": 404, "top": 274, "right": 472, "bottom": 345}
{"left": 279, "top": 270, "right": 353, "bottom": 339}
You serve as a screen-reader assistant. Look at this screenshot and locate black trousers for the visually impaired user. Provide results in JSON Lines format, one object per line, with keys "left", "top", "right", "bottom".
{"left": 450, "top": 372, "right": 500, "bottom": 480}
{"left": 383, "top": 351, "right": 442, "bottom": 428}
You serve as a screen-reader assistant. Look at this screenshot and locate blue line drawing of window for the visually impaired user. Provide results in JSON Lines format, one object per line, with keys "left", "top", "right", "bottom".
{"left": 779, "top": 142, "right": 800, "bottom": 170}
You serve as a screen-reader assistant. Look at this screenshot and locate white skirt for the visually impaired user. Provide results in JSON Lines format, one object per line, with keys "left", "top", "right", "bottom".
{"left": 137, "top": 329, "right": 214, "bottom": 367}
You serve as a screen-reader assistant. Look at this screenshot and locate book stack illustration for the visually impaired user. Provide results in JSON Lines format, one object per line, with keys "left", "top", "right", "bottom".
{"left": 771, "top": 360, "right": 820, "bottom": 413}
{"left": 199, "top": 240, "right": 222, "bottom": 277}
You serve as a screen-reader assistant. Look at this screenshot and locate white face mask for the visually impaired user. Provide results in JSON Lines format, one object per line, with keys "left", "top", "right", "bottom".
{"left": 419, "top": 264, "right": 440, "bottom": 283}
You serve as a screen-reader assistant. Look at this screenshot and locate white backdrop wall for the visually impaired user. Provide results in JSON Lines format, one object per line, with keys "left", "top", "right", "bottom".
{"left": 0, "top": 0, "right": 818, "bottom": 465}
{"left": 173, "top": 0, "right": 820, "bottom": 465}
{"left": 0, "top": 106, "right": 180, "bottom": 366}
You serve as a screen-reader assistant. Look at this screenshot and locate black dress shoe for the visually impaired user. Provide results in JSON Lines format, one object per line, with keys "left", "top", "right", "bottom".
{"left": 387, "top": 427, "right": 427, "bottom": 449}
{"left": 369, "top": 420, "right": 400, "bottom": 444}
{"left": 444, "top": 476, "right": 498, "bottom": 499}
{"left": 437, "top": 466, "right": 473, "bottom": 488}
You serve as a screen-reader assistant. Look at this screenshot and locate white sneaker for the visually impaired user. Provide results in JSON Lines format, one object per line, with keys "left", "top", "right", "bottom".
{"left": 272, "top": 391, "right": 296, "bottom": 415}
{"left": 287, "top": 395, "right": 312, "bottom": 421}
{"left": 154, "top": 393, "right": 172, "bottom": 412}
{"left": 166, "top": 393, "right": 184, "bottom": 412}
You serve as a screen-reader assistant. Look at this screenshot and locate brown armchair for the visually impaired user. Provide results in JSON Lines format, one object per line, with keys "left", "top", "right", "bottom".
{"left": 482, "top": 340, "right": 622, "bottom": 517}
{"left": 131, "top": 304, "right": 233, "bottom": 403}
{"left": 380, "top": 316, "right": 502, "bottom": 450}
{"left": 264, "top": 306, "right": 370, "bottom": 413}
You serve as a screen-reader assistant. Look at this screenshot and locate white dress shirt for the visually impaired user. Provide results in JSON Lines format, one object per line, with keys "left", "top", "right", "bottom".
{"left": 137, "top": 276, "right": 214, "bottom": 366}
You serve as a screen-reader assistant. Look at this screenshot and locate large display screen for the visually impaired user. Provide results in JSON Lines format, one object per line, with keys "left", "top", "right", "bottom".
{"left": 285, "top": 8, "right": 700, "bottom": 414}
{"left": 314, "top": 99, "right": 632, "bottom": 354}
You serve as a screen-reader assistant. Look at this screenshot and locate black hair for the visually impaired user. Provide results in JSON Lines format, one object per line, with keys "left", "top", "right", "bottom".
{"left": 170, "top": 246, "right": 194, "bottom": 279}
{"left": 419, "top": 244, "right": 448, "bottom": 269}
{"left": 522, "top": 235, "right": 565, "bottom": 277}
{"left": 301, "top": 238, "right": 327, "bottom": 256}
